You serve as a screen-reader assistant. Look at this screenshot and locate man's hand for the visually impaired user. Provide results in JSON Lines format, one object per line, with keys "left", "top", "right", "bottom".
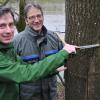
{"left": 56, "top": 66, "right": 67, "bottom": 72}
{"left": 63, "top": 43, "right": 78, "bottom": 54}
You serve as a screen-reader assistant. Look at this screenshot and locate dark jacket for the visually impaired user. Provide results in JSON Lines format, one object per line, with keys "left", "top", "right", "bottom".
{"left": 0, "top": 42, "right": 68, "bottom": 100}
{"left": 13, "top": 26, "right": 64, "bottom": 100}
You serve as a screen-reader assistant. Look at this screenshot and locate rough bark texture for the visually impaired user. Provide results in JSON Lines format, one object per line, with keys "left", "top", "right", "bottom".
{"left": 65, "top": 0, "right": 100, "bottom": 100}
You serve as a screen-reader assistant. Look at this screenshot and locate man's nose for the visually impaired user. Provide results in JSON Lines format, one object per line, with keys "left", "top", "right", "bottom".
{"left": 34, "top": 17, "right": 39, "bottom": 22}
{"left": 6, "top": 26, "right": 12, "bottom": 33}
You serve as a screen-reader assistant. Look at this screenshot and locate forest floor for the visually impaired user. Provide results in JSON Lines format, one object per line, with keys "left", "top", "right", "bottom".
{"left": 57, "top": 82, "right": 65, "bottom": 100}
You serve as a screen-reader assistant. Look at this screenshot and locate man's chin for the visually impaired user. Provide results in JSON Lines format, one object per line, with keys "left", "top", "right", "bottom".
{"left": 32, "top": 26, "right": 42, "bottom": 32}
{"left": 3, "top": 40, "right": 11, "bottom": 44}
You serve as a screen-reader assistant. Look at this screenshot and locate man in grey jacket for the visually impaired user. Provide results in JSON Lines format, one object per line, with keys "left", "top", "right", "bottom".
{"left": 13, "top": 3, "right": 65, "bottom": 100}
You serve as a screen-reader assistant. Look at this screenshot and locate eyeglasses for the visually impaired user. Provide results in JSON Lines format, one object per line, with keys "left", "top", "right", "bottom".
{"left": 27, "top": 14, "right": 43, "bottom": 20}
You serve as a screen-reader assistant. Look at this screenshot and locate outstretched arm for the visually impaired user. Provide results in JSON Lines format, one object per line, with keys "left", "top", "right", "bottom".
{"left": 0, "top": 50, "right": 68, "bottom": 83}
{"left": 0, "top": 43, "right": 77, "bottom": 83}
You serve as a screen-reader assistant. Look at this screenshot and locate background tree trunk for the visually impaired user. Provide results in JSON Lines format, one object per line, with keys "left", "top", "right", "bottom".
{"left": 16, "top": 0, "right": 26, "bottom": 32}
{"left": 65, "top": 0, "right": 100, "bottom": 100}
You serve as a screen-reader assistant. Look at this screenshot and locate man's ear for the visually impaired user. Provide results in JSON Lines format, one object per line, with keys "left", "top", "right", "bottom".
{"left": 25, "top": 18, "right": 28, "bottom": 25}
{"left": 25, "top": 21, "right": 28, "bottom": 25}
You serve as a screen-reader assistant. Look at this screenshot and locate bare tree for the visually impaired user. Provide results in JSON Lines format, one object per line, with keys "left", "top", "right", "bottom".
{"left": 65, "top": 0, "right": 100, "bottom": 100}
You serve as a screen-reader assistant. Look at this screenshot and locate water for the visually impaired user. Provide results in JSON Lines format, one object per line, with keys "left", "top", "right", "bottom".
{"left": 44, "top": 15, "right": 65, "bottom": 32}
{"left": 41, "top": 1, "right": 65, "bottom": 32}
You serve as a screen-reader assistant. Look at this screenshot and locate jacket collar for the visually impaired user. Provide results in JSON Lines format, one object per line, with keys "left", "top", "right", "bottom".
{"left": 0, "top": 42, "right": 13, "bottom": 50}
{"left": 24, "top": 25, "right": 47, "bottom": 38}
{"left": 24, "top": 25, "right": 47, "bottom": 46}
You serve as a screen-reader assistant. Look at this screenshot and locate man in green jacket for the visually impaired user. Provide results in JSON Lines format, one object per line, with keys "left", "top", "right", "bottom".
{"left": 0, "top": 6, "right": 77, "bottom": 100}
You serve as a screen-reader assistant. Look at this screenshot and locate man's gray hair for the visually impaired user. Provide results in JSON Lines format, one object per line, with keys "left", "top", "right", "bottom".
{"left": 24, "top": 3, "right": 43, "bottom": 18}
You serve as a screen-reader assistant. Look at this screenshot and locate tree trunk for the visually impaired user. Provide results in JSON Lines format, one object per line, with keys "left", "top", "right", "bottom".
{"left": 16, "top": 0, "right": 26, "bottom": 32}
{"left": 65, "top": 0, "right": 100, "bottom": 100}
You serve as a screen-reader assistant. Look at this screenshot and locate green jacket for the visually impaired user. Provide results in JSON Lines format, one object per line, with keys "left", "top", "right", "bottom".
{"left": 0, "top": 42, "right": 68, "bottom": 100}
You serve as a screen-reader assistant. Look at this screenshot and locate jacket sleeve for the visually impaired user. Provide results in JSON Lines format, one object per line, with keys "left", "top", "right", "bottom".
{"left": 0, "top": 50, "right": 68, "bottom": 83}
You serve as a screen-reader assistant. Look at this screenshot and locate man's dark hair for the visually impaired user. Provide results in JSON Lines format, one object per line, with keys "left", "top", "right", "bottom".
{"left": 0, "top": 6, "right": 14, "bottom": 19}
{"left": 24, "top": 3, "right": 43, "bottom": 18}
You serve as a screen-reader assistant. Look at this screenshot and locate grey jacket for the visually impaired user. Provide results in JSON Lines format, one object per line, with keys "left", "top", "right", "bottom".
{"left": 13, "top": 25, "right": 63, "bottom": 100}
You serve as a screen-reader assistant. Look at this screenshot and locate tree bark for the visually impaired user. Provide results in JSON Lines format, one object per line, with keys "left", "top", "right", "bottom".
{"left": 16, "top": 0, "right": 26, "bottom": 32}
{"left": 65, "top": 0, "right": 100, "bottom": 100}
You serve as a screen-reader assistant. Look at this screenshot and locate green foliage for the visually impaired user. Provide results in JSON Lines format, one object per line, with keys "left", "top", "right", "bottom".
{"left": 0, "top": 0, "right": 5, "bottom": 3}
{"left": 0, "top": 0, "right": 9, "bottom": 7}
